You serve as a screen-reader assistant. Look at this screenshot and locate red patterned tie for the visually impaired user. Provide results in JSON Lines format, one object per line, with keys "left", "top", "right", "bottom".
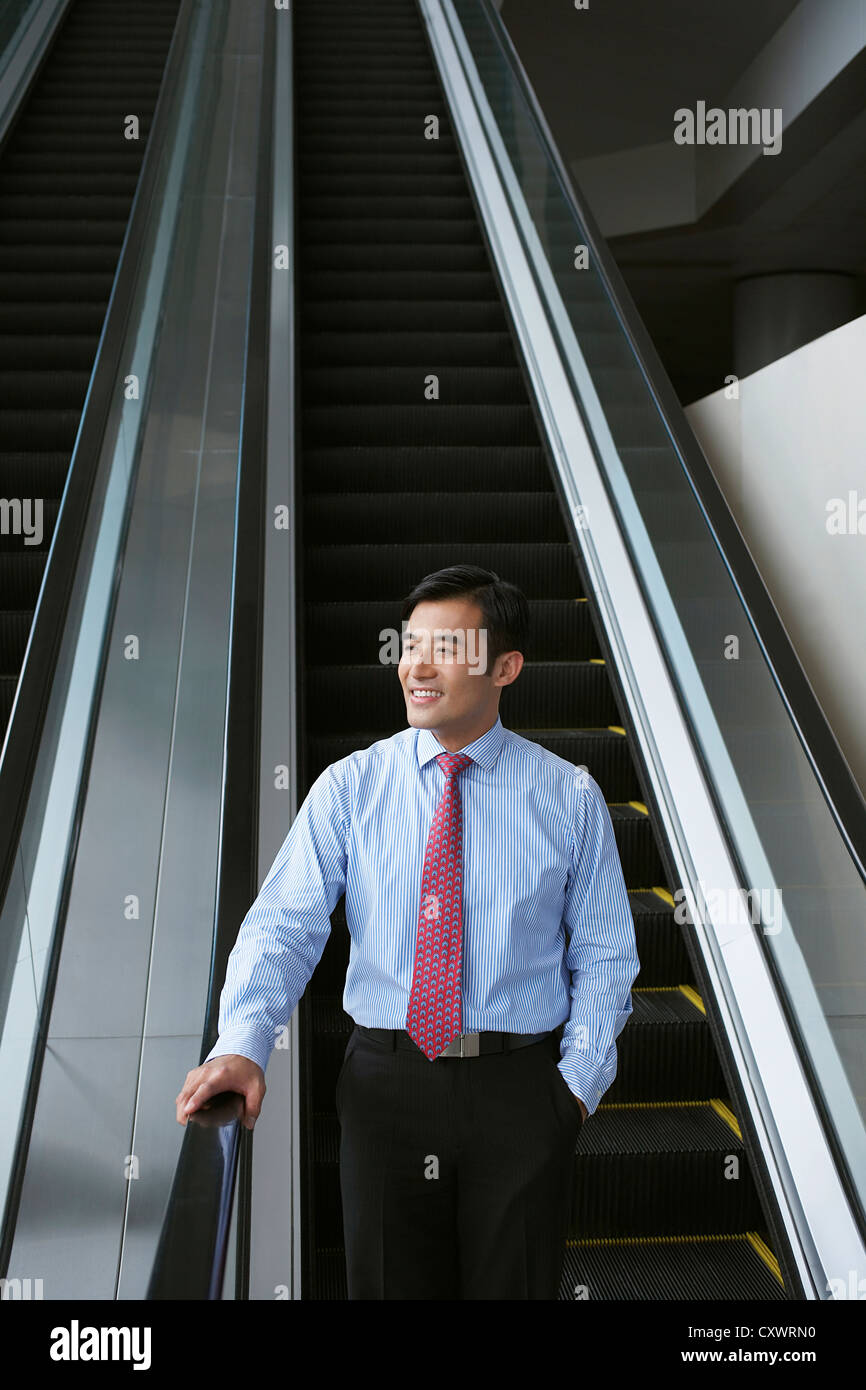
{"left": 406, "top": 751, "right": 473, "bottom": 1060}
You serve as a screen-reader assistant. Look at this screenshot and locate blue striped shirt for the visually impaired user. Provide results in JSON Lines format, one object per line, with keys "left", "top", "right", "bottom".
{"left": 205, "top": 713, "right": 640, "bottom": 1115}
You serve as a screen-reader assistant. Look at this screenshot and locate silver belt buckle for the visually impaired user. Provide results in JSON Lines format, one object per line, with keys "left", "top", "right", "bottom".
{"left": 439, "top": 1032, "right": 480, "bottom": 1059}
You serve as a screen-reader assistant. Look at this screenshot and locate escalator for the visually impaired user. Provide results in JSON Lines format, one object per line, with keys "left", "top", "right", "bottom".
{"left": 293, "top": 0, "right": 787, "bottom": 1300}
{"left": 0, "top": 0, "right": 180, "bottom": 741}
{"left": 7, "top": 0, "right": 849, "bottom": 1303}
{"left": 0, "top": 0, "right": 223, "bottom": 1298}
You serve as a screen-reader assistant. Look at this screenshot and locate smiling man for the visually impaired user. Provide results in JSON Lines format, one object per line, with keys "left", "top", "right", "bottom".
{"left": 176, "top": 563, "right": 640, "bottom": 1299}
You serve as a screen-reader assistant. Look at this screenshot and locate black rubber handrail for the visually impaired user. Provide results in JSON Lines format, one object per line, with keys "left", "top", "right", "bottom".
{"left": 0, "top": 0, "right": 196, "bottom": 1279}
{"left": 0, "top": 1, "right": 72, "bottom": 153}
{"left": 147, "top": 1091, "right": 245, "bottom": 1301}
{"left": 147, "top": 0, "right": 277, "bottom": 1302}
{"left": 472, "top": 0, "right": 866, "bottom": 884}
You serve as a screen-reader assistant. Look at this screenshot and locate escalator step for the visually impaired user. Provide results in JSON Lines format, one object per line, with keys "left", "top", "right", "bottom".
{"left": 0, "top": 554, "right": 48, "bottom": 607}
{"left": 302, "top": 445, "right": 551, "bottom": 491}
{"left": 300, "top": 298, "right": 509, "bottom": 331}
{"left": 302, "top": 365, "right": 521, "bottom": 400}
{"left": 0, "top": 611, "right": 33, "bottom": 669}
{"left": 0, "top": 453, "right": 70, "bottom": 496}
{"left": 0, "top": 410, "right": 82, "bottom": 450}
{"left": 303, "top": 491, "right": 565, "bottom": 542}
{"left": 299, "top": 270, "right": 500, "bottom": 301}
{"left": 0, "top": 373, "right": 92, "bottom": 409}
{"left": 303, "top": 402, "right": 538, "bottom": 446}
{"left": 304, "top": 541, "right": 579, "bottom": 598}
{"left": 560, "top": 1236, "right": 786, "bottom": 1300}
{"left": 303, "top": 328, "right": 517, "bottom": 364}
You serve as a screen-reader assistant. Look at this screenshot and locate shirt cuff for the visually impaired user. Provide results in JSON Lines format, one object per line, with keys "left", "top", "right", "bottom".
{"left": 557, "top": 1048, "right": 611, "bottom": 1117}
{"left": 202, "top": 1029, "right": 274, "bottom": 1076}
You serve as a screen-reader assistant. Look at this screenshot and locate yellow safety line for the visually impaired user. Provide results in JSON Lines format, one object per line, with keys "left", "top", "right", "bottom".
{"left": 601, "top": 1100, "right": 714, "bottom": 1110}
{"left": 628, "top": 800, "right": 649, "bottom": 815}
{"left": 679, "top": 984, "right": 705, "bottom": 1014}
{"left": 590, "top": 657, "right": 606, "bottom": 664}
{"left": 567, "top": 1232, "right": 756, "bottom": 1248}
{"left": 710, "top": 1098, "right": 742, "bottom": 1139}
{"left": 746, "top": 1232, "right": 785, "bottom": 1287}
{"left": 652, "top": 886, "right": 675, "bottom": 906}
{"left": 566, "top": 1230, "right": 785, "bottom": 1285}
{"left": 608, "top": 725, "right": 626, "bottom": 735}
{"left": 598, "top": 1100, "right": 743, "bottom": 1133}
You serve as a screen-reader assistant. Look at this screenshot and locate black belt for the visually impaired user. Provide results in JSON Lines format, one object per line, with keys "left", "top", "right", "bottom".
{"left": 357, "top": 1025, "right": 555, "bottom": 1057}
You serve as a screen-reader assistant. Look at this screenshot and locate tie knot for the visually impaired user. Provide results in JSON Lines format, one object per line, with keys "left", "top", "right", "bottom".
{"left": 436, "top": 751, "right": 473, "bottom": 778}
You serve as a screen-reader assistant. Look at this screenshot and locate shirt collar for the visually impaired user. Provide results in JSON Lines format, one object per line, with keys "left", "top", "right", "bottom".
{"left": 415, "top": 712, "right": 505, "bottom": 771}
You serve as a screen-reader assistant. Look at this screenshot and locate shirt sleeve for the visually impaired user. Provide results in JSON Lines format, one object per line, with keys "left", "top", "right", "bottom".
{"left": 202, "top": 758, "right": 352, "bottom": 1074}
{"left": 556, "top": 768, "right": 641, "bottom": 1116}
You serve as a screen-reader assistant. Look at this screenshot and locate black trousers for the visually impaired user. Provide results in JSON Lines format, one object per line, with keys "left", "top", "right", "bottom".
{"left": 336, "top": 1023, "right": 582, "bottom": 1299}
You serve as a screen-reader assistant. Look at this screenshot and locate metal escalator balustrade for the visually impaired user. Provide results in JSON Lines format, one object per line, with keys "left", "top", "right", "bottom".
{"left": 148, "top": 0, "right": 292, "bottom": 1302}
{"left": 0, "top": 0, "right": 183, "bottom": 1249}
{"left": 293, "top": 0, "right": 787, "bottom": 1301}
{"left": 0, "top": 0, "right": 233, "bottom": 1291}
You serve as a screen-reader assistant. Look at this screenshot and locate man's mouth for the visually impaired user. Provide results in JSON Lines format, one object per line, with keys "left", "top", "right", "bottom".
{"left": 409, "top": 688, "right": 443, "bottom": 703}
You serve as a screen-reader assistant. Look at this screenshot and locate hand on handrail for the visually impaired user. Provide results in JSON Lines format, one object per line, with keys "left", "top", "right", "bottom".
{"left": 176, "top": 1055, "right": 266, "bottom": 1131}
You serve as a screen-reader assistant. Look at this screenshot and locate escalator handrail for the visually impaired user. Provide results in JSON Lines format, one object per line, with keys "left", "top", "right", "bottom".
{"left": 0, "top": 1, "right": 71, "bottom": 153}
{"left": 147, "top": 1093, "right": 244, "bottom": 1301}
{"left": 465, "top": 0, "right": 866, "bottom": 883}
{"left": 147, "top": 0, "right": 278, "bottom": 1302}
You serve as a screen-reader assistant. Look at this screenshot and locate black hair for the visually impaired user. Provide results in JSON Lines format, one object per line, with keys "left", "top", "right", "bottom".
{"left": 400, "top": 565, "right": 529, "bottom": 672}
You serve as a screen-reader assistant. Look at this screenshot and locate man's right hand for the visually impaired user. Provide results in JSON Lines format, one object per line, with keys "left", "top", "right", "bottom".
{"left": 176, "top": 1054, "right": 266, "bottom": 1131}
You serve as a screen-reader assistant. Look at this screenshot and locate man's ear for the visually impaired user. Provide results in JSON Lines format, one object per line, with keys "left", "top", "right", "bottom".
{"left": 495, "top": 650, "right": 524, "bottom": 687}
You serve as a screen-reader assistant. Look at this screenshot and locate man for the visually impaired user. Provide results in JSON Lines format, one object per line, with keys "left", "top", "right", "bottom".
{"left": 176, "top": 564, "right": 640, "bottom": 1299}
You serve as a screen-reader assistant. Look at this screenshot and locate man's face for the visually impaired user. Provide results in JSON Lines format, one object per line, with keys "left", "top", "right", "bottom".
{"left": 397, "top": 596, "right": 522, "bottom": 751}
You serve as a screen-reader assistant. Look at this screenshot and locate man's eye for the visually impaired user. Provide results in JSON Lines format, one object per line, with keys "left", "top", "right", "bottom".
{"left": 402, "top": 641, "right": 450, "bottom": 656}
